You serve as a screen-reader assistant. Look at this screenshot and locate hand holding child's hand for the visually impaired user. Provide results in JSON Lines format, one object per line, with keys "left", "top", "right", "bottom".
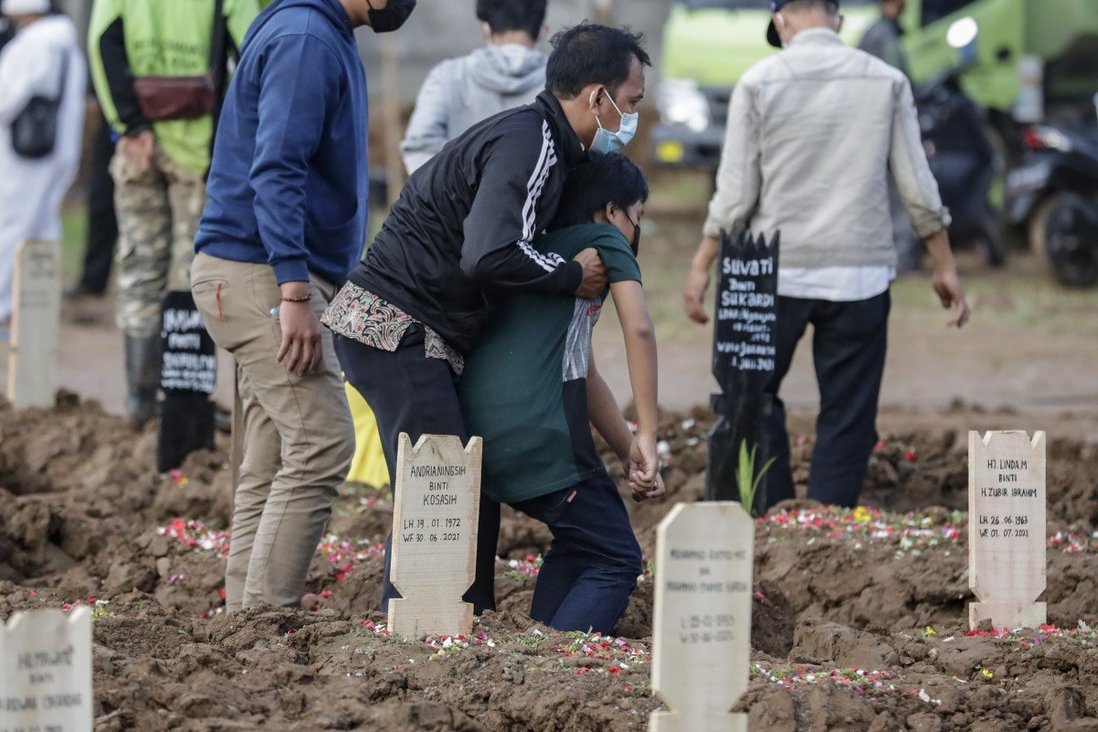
{"left": 631, "top": 472, "right": 665, "bottom": 502}
{"left": 627, "top": 433, "right": 659, "bottom": 489}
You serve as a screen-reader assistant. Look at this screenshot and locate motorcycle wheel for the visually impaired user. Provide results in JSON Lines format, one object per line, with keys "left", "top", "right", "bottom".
{"left": 1029, "top": 193, "right": 1098, "bottom": 288}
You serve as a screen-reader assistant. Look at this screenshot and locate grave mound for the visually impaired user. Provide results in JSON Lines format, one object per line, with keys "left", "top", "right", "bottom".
{"left": 2, "top": 397, "right": 1098, "bottom": 729}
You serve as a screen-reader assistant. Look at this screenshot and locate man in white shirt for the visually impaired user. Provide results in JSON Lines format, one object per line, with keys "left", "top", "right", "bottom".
{"left": 682, "top": 0, "right": 969, "bottom": 509}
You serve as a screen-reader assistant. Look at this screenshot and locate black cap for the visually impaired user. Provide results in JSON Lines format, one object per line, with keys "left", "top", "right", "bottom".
{"left": 767, "top": 0, "right": 841, "bottom": 48}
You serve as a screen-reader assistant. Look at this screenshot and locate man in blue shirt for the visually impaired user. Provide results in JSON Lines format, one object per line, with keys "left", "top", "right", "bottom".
{"left": 190, "top": 0, "right": 415, "bottom": 612}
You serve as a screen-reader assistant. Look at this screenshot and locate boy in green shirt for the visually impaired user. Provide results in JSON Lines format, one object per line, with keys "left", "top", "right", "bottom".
{"left": 458, "top": 152, "right": 662, "bottom": 634}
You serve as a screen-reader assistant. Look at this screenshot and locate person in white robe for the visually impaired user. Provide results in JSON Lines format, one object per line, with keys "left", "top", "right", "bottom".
{"left": 0, "top": 0, "right": 86, "bottom": 324}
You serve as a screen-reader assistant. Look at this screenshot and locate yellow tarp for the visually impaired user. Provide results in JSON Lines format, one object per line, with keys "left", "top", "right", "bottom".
{"left": 345, "top": 382, "right": 389, "bottom": 489}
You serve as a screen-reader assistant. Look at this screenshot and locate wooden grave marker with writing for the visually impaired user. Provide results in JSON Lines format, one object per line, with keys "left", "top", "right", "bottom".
{"left": 969, "top": 431, "right": 1047, "bottom": 629}
{"left": 0, "top": 607, "right": 93, "bottom": 732}
{"left": 650, "top": 503, "right": 753, "bottom": 732}
{"left": 388, "top": 433, "right": 482, "bottom": 639}
{"left": 158, "top": 290, "right": 216, "bottom": 472}
{"left": 6, "top": 240, "right": 61, "bottom": 409}
{"left": 707, "top": 230, "right": 779, "bottom": 510}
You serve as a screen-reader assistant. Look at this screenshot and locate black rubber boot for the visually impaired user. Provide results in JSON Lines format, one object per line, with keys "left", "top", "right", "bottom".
{"left": 124, "top": 334, "right": 161, "bottom": 429}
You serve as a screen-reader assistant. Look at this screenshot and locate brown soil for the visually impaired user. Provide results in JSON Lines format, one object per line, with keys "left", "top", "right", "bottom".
{"left": 3, "top": 396, "right": 1098, "bottom": 730}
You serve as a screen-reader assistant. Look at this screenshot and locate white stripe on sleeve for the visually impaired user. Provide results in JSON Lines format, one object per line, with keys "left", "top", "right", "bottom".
{"left": 516, "top": 120, "right": 564, "bottom": 273}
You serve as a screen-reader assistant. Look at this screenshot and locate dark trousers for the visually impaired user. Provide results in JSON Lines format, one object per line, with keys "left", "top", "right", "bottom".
{"left": 512, "top": 474, "right": 642, "bottom": 635}
{"left": 80, "top": 113, "right": 118, "bottom": 293}
{"left": 765, "top": 291, "right": 890, "bottom": 509}
{"left": 333, "top": 328, "right": 500, "bottom": 614}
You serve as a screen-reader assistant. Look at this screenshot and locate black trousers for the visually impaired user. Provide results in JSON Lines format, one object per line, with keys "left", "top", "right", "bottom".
{"left": 764, "top": 291, "right": 890, "bottom": 509}
{"left": 333, "top": 328, "right": 500, "bottom": 614}
{"left": 79, "top": 112, "right": 118, "bottom": 293}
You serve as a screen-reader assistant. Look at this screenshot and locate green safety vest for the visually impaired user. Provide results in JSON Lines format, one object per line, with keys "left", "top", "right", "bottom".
{"left": 88, "top": 0, "right": 260, "bottom": 175}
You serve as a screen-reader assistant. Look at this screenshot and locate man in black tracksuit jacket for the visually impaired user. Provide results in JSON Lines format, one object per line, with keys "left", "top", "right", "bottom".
{"left": 353, "top": 90, "right": 584, "bottom": 354}
{"left": 323, "top": 23, "right": 650, "bottom": 614}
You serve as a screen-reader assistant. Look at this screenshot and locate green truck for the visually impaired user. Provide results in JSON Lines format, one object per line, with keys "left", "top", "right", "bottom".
{"left": 653, "top": 0, "right": 1098, "bottom": 168}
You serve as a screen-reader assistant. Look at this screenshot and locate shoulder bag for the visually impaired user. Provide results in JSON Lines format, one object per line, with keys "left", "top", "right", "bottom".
{"left": 11, "top": 48, "right": 70, "bottom": 160}
{"left": 131, "top": 0, "right": 226, "bottom": 122}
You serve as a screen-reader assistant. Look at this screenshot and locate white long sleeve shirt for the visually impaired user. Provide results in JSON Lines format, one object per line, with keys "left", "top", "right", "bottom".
{"left": 703, "top": 28, "right": 949, "bottom": 299}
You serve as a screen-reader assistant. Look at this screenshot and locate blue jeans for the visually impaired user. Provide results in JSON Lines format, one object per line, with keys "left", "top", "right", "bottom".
{"left": 511, "top": 473, "right": 643, "bottom": 635}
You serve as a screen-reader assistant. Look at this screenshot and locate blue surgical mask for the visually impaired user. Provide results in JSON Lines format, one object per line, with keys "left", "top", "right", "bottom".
{"left": 590, "top": 89, "right": 638, "bottom": 154}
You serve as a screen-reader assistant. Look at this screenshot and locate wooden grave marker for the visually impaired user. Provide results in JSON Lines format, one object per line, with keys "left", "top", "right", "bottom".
{"left": 6, "top": 240, "right": 61, "bottom": 409}
{"left": 651, "top": 503, "right": 753, "bottom": 732}
{"left": 0, "top": 607, "right": 93, "bottom": 732}
{"left": 388, "top": 433, "right": 482, "bottom": 638}
{"left": 968, "top": 431, "right": 1047, "bottom": 629}
{"left": 158, "top": 290, "right": 216, "bottom": 472}
{"left": 707, "top": 230, "right": 779, "bottom": 510}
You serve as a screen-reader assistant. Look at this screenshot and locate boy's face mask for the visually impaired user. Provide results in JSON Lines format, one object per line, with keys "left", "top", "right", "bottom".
{"left": 366, "top": 0, "right": 416, "bottom": 33}
{"left": 629, "top": 218, "right": 641, "bottom": 255}
{"left": 609, "top": 204, "right": 643, "bottom": 255}
{"left": 626, "top": 214, "right": 643, "bottom": 255}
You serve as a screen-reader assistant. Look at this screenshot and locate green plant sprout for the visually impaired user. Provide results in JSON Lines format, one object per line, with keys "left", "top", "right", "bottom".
{"left": 735, "top": 439, "right": 775, "bottom": 516}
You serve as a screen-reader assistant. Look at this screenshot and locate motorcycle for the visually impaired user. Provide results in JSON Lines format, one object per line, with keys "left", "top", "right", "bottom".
{"left": 1004, "top": 113, "right": 1098, "bottom": 288}
{"left": 914, "top": 65, "right": 1008, "bottom": 267}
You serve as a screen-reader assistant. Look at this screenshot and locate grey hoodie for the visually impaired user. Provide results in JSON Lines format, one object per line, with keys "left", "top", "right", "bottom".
{"left": 400, "top": 43, "right": 547, "bottom": 173}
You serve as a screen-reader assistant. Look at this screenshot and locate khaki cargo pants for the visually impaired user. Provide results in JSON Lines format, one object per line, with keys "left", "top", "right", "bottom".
{"left": 191, "top": 252, "right": 354, "bottom": 611}
{"left": 111, "top": 144, "right": 205, "bottom": 339}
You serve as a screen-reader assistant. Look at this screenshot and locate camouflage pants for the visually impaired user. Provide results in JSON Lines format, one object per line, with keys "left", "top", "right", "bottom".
{"left": 111, "top": 144, "right": 206, "bottom": 338}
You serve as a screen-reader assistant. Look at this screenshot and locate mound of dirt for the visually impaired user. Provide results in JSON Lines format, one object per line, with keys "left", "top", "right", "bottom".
{"left": 3, "top": 396, "right": 1098, "bottom": 730}
{"left": 0, "top": 396, "right": 231, "bottom": 588}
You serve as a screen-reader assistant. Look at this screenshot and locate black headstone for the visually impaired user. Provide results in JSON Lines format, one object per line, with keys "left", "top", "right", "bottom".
{"left": 158, "top": 290, "right": 216, "bottom": 473}
{"left": 706, "top": 230, "right": 780, "bottom": 510}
